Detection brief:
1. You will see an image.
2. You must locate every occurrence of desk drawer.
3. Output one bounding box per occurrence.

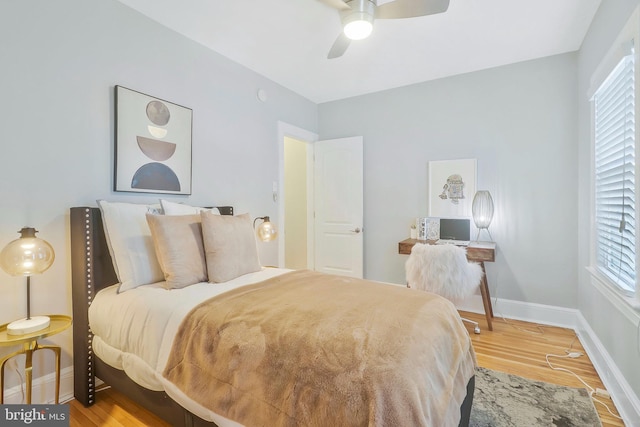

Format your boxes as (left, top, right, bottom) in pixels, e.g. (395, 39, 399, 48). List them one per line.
(466, 246, 495, 262)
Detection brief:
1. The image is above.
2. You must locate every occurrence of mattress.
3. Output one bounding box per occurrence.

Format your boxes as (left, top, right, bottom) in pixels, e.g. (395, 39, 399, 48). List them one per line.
(88, 267, 475, 426)
(88, 268, 291, 388)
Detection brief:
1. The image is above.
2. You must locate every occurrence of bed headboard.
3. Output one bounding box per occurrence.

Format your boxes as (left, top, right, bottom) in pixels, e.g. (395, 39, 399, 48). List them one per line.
(69, 205, 234, 406)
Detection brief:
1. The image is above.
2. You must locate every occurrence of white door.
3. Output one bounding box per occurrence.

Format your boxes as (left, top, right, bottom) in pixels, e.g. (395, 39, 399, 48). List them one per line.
(314, 137, 363, 278)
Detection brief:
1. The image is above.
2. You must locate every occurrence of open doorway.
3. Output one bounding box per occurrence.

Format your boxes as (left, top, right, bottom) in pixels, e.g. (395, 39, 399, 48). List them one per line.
(283, 136, 312, 269)
(277, 122, 318, 269)
(278, 123, 364, 277)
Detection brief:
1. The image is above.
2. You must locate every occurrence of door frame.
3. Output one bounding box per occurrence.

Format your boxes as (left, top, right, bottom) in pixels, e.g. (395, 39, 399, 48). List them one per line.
(277, 121, 318, 268)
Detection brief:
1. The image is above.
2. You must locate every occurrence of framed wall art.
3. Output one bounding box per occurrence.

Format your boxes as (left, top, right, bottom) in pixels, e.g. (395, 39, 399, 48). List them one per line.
(428, 158, 477, 218)
(114, 85, 192, 194)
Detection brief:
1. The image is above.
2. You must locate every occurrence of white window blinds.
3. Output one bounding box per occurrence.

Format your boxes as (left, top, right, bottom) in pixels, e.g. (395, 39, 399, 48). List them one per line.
(594, 53, 636, 294)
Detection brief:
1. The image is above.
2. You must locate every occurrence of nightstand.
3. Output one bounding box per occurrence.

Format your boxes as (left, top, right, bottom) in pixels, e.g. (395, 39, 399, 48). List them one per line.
(0, 314, 72, 404)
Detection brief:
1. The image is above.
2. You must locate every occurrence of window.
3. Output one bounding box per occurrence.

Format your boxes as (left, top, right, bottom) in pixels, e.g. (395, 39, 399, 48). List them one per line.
(593, 52, 636, 295)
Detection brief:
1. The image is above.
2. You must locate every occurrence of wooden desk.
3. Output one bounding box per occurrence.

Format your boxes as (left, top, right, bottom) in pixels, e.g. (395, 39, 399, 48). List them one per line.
(398, 239, 496, 331)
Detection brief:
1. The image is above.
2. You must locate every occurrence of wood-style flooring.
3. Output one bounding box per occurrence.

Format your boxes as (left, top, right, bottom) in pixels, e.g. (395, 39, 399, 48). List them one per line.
(462, 311, 624, 426)
(67, 312, 625, 426)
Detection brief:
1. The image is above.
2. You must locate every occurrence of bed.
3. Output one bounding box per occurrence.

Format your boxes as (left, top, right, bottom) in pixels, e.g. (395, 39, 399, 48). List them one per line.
(70, 204, 476, 427)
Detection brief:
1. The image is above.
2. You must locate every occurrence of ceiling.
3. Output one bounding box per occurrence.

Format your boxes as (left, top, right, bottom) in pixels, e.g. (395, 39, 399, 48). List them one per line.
(116, 0, 602, 104)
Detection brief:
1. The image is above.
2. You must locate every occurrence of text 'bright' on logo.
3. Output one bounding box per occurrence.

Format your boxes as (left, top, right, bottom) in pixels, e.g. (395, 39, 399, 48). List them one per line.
(1, 405, 69, 426)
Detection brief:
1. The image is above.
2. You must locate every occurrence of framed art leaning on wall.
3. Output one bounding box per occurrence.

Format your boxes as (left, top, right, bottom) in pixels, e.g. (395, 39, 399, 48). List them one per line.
(114, 85, 192, 194)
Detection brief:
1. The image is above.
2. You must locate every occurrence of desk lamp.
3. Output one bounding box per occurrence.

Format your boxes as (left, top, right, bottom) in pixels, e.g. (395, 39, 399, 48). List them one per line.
(0, 227, 55, 335)
(472, 191, 494, 242)
(253, 216, 278, 242)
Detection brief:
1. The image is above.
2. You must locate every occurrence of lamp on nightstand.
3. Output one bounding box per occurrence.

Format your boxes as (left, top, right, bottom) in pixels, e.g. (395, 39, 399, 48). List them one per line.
(0, 227, 55, 335)
(253, 216, 278, 242)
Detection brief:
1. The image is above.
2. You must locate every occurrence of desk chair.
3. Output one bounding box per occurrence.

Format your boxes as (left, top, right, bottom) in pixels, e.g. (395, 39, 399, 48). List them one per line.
(406, 243, 484, 334)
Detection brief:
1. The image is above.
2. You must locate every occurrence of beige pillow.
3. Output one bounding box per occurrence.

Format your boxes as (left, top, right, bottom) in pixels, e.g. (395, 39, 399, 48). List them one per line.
(146, 214, 208, 289)
(201, 211, 261, 283)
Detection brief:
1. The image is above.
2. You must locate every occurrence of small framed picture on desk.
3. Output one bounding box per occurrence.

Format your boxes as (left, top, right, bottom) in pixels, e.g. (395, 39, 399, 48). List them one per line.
(417, 217, 440, 240)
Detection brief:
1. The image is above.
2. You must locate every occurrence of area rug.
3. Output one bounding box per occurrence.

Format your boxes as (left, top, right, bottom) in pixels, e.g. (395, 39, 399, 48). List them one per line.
(470, 367, 602, 427)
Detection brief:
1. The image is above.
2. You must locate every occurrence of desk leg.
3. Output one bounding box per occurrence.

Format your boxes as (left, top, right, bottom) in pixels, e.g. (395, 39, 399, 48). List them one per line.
(479, 262, 494, 331)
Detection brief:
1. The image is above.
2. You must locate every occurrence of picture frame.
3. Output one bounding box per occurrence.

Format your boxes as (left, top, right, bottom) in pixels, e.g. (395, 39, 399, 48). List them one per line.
(114, 85, 192, 194)
(417, 217, 440, 240)
(426, 217, 441, 240)
(428, 158, 477, 218)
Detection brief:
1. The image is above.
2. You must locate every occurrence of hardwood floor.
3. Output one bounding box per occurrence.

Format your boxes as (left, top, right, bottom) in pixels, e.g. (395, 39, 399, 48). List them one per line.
(67, 312, 625, 426)
(463, 311, 625, 427)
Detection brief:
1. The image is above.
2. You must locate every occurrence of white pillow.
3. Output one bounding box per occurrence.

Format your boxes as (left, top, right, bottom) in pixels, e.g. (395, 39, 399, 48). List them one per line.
(160, 199, 220, 216)
(97, 200, 165, 292)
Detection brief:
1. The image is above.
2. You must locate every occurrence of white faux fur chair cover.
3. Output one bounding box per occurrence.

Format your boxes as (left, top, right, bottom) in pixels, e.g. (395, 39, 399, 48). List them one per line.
(405, 243, 483, 302)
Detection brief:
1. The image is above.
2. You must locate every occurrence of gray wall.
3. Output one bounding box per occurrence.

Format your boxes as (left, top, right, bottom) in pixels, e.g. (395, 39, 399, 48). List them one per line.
(319, 53, 579, 308)
(577, 0, 640, 407)
(317, 0, 640, 405)
(0, 0, 316, 389)
(3, 0, 638, 410)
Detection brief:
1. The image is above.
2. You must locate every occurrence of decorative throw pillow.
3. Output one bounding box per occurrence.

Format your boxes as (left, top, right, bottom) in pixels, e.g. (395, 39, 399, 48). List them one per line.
(146, 214, 207, 289)
(160, 199, 220, 216)
(97, 200, 164, 292)
(201, 211, 261, 283)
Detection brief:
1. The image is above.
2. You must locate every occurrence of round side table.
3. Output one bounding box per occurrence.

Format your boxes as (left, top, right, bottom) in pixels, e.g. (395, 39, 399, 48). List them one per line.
(0, 314, 72, 404)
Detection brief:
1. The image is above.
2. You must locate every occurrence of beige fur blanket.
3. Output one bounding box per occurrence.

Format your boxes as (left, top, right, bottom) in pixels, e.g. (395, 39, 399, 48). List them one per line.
(163, 270, 476, 427)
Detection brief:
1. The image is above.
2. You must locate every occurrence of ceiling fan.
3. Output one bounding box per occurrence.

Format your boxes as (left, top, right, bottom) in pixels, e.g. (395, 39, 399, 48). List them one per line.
(319, 0, 450, 59)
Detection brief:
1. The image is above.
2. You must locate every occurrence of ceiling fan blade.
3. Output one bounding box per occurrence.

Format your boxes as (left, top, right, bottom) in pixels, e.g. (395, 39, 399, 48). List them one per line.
(376, 0, 449, 19)
(317, 0, 351, 11)
(327, 33, 351, 59)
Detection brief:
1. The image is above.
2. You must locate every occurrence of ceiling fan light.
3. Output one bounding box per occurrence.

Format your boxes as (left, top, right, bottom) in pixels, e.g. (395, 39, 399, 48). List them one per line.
(341, 0, 375, 41)
(344, 18, 373, 40)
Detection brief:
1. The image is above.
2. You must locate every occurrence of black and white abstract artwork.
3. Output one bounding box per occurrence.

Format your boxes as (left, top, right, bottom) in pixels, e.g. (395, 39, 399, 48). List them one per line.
(115, 86, 192, 194)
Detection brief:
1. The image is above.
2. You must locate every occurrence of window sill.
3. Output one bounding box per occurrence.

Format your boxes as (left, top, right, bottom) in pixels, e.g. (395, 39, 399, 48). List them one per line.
(586, 266, 640, 323)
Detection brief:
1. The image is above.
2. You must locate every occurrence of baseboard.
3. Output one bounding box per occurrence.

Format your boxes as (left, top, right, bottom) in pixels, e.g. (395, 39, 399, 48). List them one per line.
(457, 294, 581, 328)
(575, 312, 640, 424)
(458, 294, 640, 425)
(2, 366, 74, 404)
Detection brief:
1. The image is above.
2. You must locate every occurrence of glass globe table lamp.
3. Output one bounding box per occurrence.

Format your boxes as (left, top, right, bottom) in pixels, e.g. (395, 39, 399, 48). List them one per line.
(0, 227, 55, 335)
(253, 216, 278, 242)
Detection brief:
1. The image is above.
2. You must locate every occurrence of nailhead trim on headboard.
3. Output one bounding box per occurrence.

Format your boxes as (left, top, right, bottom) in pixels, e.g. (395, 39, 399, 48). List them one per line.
(71, 207, 105, 406)
(70, 205, 234, 407)
(84, 209, 95, 403)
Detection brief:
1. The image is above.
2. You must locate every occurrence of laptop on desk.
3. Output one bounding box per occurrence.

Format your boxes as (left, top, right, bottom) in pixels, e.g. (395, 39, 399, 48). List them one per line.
(436, 218, 471, 246)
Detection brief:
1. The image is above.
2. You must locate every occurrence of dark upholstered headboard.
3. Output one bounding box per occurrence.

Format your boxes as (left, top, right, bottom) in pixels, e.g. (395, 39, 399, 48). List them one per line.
(69, 206, 233, 407)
